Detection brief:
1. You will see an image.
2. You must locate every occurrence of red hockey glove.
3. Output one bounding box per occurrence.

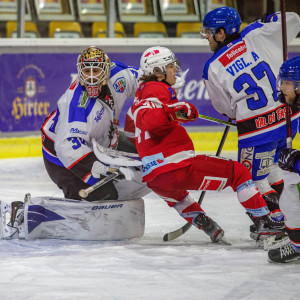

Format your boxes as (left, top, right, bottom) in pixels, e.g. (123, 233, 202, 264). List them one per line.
(164, 102, 198, 123)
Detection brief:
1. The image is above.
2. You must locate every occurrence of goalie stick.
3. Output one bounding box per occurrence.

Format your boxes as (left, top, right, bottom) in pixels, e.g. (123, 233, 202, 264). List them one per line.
(80, 141, 144, 199)
(92, 138, 142, 167)
(79, 169, 120, 199)
(163, 122, 231, 242)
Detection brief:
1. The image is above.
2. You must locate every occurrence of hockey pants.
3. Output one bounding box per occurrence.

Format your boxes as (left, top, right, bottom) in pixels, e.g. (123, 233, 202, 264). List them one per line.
(147, 155, 270, 229)
(43, 157, 118, 201)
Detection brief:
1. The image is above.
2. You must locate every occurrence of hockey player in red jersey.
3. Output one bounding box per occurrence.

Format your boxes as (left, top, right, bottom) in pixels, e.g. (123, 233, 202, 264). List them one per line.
(129, 46, 284, 243)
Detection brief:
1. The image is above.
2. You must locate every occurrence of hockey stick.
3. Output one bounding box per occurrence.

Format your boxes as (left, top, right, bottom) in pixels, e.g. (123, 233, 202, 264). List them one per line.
(79, 169, 120, 199)
(163, 122, 231, 242)
(281, 0, 292, 148)
(198, 114, 236, 127)
(92, 139, 142, 167)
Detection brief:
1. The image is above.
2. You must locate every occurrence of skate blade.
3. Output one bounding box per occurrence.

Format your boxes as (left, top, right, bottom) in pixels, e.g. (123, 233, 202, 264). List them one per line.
(219, 237, 232, 246)
(268, 256, 300, 264)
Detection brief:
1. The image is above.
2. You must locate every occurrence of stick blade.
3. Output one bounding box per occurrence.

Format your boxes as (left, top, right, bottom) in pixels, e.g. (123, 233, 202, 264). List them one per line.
(163, 223, 192, 242)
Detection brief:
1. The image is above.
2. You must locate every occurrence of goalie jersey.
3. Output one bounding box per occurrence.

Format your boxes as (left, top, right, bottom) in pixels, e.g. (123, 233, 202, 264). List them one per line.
(203, 12, 300, 148)
(41, 61, 140, 185)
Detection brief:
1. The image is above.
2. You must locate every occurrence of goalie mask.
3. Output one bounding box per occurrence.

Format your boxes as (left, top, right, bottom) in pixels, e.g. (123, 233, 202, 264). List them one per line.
(77, 46, 111, 97)
(277, 56, 300, 106)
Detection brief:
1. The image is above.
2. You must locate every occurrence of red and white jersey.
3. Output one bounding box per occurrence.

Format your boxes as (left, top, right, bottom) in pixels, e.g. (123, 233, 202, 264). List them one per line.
(203, 12, 300, 148)
(130, 81, 195, 182)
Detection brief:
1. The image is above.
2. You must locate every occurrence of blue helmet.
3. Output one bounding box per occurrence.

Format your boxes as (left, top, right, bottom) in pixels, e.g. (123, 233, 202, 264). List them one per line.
(279, 56, 300, 84)
(202, 7, 241, 36)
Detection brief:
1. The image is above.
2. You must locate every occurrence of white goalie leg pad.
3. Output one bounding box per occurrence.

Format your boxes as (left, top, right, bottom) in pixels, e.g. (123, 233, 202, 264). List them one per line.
(0, 201, 21, 239)
(24, 197, 145, 240)
(114, 180, 151, 200)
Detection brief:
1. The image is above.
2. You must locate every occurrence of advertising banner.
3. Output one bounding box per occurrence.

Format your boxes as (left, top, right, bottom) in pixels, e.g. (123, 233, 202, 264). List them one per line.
(1, 51, 297, 133)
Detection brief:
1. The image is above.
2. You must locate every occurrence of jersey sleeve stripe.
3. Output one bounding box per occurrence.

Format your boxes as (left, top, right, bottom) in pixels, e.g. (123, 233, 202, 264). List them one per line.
(240, 22, 264, 38)
(67, 152, 92, 169)
(41, 110, 57, 143)
(42, 148, 64, 167)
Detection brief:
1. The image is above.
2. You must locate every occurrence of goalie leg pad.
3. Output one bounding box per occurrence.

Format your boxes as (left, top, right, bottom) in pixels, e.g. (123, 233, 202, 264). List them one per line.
(0, 201, 24, 239)
(24, 197, 145, 240)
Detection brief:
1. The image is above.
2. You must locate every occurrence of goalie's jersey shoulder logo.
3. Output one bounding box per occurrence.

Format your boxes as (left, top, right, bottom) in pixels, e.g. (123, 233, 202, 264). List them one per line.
(113, 77, 126, 93)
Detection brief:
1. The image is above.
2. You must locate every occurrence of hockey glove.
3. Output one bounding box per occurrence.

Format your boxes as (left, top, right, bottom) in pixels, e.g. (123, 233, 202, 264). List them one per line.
(118, 167, 142, 182)
(279, 148, 300, 173)
(91, 161, 109, 178)
(164, 102, 198, 123)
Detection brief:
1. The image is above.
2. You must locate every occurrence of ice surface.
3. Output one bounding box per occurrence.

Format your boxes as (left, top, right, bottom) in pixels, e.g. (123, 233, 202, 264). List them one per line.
(0, 156, 299, 300)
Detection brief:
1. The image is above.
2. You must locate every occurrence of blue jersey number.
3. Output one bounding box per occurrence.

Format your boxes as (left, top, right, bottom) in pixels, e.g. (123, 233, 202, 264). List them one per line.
(233, 61, 278, 110)
(67, 137, 86, 150)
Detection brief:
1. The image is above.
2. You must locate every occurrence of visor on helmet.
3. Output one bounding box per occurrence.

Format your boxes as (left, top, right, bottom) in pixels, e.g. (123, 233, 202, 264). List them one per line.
(277, 76, 300, 91)
(200, 27, 216, 39)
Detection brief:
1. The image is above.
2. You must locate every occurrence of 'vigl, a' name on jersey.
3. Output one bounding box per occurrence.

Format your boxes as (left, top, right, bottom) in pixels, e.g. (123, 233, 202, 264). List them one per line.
(131, 81, 195, 182)
(203, 12, 300, 148)
(41, 61, 140, 185)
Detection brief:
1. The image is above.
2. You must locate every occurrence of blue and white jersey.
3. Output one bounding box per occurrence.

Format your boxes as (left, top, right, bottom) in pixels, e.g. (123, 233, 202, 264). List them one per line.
(108, 61, 141, 124)
(203, 12, 300, 148)
(41, 61, 140, 184)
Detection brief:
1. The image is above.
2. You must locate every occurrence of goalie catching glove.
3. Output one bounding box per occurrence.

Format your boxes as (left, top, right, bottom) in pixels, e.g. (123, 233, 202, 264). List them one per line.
(91, 161, 142, 182)
(163, 102, 198, 123)
(279, 148, 300, 173)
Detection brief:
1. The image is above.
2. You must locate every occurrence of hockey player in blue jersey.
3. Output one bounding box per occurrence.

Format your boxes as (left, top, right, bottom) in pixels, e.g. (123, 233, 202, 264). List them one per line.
(41, 46, 147, 201)
(268, 56, 300, 263)
(201, 7, 300, 241)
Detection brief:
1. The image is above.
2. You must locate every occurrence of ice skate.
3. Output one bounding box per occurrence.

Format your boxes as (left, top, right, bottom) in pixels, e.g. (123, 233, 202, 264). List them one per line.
(0, 200, 25, 239)
(268, 237, 300, 263)
(194, 212, 224, 243)
(252, 214, 285, 248)
(247, 212, 284, 246)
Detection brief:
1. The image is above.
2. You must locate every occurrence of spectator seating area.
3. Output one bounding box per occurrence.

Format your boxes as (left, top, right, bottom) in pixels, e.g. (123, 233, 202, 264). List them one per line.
(4, 21, 250, 38)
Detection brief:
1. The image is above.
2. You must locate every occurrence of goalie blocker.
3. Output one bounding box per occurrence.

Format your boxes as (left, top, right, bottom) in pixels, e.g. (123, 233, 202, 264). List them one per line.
(1, 195, 145, 241)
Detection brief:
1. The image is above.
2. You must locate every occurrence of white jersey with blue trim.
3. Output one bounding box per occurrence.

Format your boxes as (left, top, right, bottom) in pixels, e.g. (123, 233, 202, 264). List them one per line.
(203, 12, 300, 148)
(107, 61, 141, 123)
(41, 61, 140, 184)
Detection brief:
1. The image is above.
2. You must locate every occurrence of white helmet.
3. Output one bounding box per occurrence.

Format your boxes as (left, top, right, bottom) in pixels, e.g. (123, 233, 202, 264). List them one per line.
(140, 46, 180, 75)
